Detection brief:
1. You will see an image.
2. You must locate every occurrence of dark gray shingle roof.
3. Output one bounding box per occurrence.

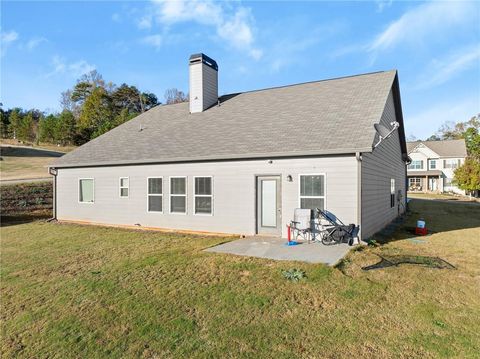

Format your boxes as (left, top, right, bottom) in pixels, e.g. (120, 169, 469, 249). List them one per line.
(52, 70, 399, 168)
(407, 139, 467, 157)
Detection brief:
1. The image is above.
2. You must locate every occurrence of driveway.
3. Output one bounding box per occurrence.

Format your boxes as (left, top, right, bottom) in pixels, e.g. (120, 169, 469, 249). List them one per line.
(204, 236, 351, 265)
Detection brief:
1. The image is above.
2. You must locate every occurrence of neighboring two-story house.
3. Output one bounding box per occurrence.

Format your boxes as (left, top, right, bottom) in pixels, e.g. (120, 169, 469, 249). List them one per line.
(406, 139, 467, 194)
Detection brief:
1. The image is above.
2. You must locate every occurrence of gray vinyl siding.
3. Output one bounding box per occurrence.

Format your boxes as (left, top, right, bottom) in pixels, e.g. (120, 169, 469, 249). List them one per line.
(56, 156, 358, 238)
(361, 90, 406, 239)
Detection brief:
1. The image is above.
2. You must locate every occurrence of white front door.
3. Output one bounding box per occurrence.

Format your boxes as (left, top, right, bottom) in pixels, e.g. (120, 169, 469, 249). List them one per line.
(256, 176, 282, 236)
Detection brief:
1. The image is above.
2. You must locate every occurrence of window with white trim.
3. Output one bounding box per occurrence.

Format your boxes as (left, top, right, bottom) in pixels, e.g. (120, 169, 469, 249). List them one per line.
(79, 178, 94, 203)
(407, 160, 423, 170)
(429, 160, 436, 170)
(194, 177, 213, 215)
(444, 159, 461, 169)
(147, 177, 163, 212)
(390, 178, 395, 208)
(170, 177, 187, 214)
(299, 174, 325, 210)
(409, 177, 421, 187)
(119, 177, 129, 198)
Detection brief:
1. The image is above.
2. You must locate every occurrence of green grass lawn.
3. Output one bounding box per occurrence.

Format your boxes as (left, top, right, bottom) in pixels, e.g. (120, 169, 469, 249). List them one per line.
(1, 199, 480, 358)
(0, 145, 71, 181)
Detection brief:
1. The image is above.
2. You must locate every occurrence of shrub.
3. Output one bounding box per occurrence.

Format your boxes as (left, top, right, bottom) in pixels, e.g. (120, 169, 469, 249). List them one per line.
(282, 268, 306, 282)
(1, 182, 52, 214)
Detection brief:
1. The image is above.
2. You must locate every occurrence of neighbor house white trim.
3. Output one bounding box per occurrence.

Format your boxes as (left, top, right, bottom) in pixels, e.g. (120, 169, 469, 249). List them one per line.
(147, 176, 163, 213)
(119, 177, 129, 198)
(193, 176, 214, 216)
(78, 178, 94, 204)
(169, 176, 187, 215)
(298, 173, 327, 210)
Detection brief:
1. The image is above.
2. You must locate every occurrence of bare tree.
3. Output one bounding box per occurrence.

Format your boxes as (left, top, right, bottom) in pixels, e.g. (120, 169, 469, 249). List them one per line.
(164, 88, 188, 104)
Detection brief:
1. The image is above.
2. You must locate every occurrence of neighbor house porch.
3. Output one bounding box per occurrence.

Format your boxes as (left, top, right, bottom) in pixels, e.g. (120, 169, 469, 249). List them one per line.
(407, 170, 443, 193)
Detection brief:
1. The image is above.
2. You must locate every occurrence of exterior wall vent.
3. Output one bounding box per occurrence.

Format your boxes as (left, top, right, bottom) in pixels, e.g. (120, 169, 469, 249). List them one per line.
(189, 53, 218, 113)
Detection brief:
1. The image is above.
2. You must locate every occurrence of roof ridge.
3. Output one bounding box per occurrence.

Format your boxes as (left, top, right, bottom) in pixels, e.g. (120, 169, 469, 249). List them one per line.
(219, 69, 397, 97)
(407, 139, 465, 143)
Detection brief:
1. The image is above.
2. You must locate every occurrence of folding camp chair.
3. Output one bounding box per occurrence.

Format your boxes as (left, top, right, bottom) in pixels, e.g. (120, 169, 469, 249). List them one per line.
(290, 208, 312, 242)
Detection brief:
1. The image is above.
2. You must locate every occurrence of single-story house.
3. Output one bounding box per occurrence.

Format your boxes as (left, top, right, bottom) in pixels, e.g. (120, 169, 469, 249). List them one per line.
(49, 53, 408, 240)
(406, 139, 467, 194)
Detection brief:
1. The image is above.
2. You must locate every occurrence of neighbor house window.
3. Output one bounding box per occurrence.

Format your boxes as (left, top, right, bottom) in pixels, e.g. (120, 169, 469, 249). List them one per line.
(79, 178, 94, 203)
(429, 160, 436, 170)
(409, 178, 421, 187)
(147, 177, 163, 212)
(444, 159, 461, 169)
(119, 177, 129, 198)
(170, 177, 187, 214)
(299, 174, 325, 210)
(194, 176, 213, 215)
(390, 178, 395, 208)
(407, 160, 423, 170)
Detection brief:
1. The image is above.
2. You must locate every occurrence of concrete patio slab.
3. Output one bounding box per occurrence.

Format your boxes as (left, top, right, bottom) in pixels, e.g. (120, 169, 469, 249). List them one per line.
(204, 236, 351, 266)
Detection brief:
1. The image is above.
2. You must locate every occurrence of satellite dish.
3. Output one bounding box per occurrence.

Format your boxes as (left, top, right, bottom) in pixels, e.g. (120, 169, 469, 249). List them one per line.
(374, 123, 391, 137)
(373, 121, 400, 149)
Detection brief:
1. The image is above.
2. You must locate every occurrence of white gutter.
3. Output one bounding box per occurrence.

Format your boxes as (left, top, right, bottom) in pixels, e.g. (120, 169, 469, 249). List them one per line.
(48, 167, 58, 221)
(356, 152, 362, 240)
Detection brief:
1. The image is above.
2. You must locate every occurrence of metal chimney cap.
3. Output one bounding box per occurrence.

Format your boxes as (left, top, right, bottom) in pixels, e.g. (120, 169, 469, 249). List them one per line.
(189, 53, 218, 71)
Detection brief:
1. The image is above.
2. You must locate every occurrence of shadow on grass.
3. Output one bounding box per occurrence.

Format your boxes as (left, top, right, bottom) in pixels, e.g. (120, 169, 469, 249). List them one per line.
(1, 211, 52, 227)
(362, 254, 456, 271)
(369, 198, 480, 245)
(0, 146, 64, 158)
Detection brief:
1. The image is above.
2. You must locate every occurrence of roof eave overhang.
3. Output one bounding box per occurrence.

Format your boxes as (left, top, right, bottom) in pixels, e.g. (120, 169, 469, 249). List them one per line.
(49, 147, 372, 169)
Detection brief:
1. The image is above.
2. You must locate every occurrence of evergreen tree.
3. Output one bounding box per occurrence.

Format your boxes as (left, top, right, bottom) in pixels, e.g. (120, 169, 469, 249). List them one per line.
(7, 108, 23, 140)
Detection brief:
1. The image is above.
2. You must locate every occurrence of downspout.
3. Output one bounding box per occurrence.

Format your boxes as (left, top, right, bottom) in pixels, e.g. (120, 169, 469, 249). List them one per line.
(48, 167, 57, 221)
(355, 152, 362, 241)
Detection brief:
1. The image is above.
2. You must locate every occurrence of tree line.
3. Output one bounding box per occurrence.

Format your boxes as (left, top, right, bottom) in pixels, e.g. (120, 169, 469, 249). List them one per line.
(411, 114, 480, 194)
(0, 70, 187, 146)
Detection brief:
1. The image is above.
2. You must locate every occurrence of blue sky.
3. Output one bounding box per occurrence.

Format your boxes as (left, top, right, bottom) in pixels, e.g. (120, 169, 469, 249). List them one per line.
(1, 0, 479, 139)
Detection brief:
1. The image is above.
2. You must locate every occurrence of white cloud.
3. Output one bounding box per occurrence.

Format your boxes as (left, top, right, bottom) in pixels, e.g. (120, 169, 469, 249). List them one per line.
(51, 55, 66, 74)
(375, 0, 393, 13)
(25, 37, 47, 51)
(1, 30, 19, 56)
(112, 13, 121, 23)
(406, 95, 480, 139)
(369, 1, 475, 52)
(141, 34, 163, 50)
(147, 0, 262, 59)
(137, 15, 152, 29)
(415, 45, 480, 89)
(1, 30, 18, 43)
(69, 60, 96, 77)
(265, 23, 342, 73)
(47, 55, 96, 78)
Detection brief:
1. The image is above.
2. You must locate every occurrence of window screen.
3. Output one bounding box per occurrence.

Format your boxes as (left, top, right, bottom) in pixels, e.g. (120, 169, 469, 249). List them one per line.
(148, 178, 163, 212)
(195, 177, 213, 214)
(299, 175, 325, 210)
(390, 179, 395, 208)
(120, 177, 129, 197)
(170, 177, 186, 213)
(407, 160, 423, 170)
(79, 179, 94, 203)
